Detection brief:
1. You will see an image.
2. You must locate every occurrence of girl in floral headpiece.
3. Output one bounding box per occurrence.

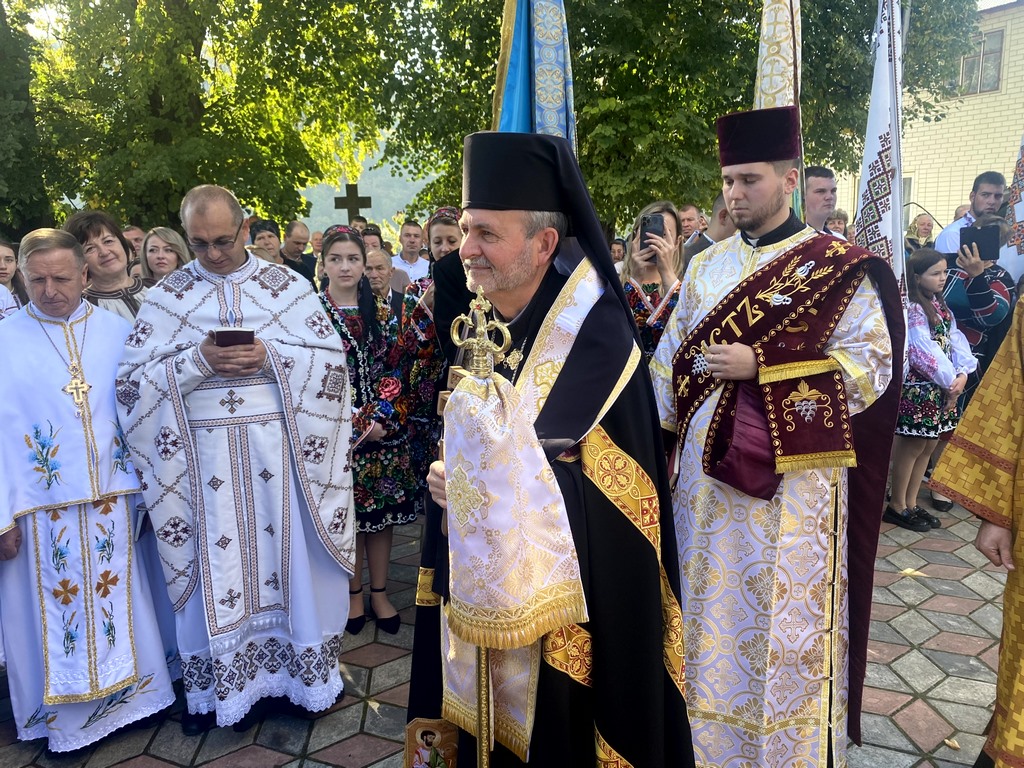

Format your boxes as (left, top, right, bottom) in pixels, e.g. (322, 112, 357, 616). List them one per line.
(319, 225, 417, 635)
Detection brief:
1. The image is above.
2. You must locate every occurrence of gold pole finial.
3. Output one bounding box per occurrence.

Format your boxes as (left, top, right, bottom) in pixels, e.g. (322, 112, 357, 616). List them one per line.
(450, 286, 512, 379)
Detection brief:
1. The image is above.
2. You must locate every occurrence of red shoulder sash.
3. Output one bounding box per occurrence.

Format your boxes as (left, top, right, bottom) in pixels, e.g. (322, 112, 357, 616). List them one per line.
(672, 235, 881, 474)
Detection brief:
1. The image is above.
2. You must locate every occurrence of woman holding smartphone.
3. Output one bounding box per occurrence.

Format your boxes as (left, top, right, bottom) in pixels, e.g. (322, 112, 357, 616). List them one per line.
(620, 200, 684, 360)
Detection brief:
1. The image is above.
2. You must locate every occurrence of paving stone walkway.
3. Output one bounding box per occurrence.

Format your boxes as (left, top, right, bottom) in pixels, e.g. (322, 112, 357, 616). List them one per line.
(0, 496, 1005, 767)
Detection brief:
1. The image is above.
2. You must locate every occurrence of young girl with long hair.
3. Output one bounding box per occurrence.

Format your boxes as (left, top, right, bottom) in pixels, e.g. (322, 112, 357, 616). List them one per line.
(886, 249, 977, 530)
(318, 225, 417, 635)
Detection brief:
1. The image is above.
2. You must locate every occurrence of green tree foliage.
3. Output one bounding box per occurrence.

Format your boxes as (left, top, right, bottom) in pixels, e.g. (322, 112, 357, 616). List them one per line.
(0, 2, 52, 238)
(382, 0, 975, 231)
(19, 0, 396, 227)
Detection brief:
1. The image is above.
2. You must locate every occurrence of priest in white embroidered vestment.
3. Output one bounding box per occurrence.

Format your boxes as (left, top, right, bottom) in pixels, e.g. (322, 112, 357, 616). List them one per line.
(0, 229, 175, 752)
(116, 185, 356, 729)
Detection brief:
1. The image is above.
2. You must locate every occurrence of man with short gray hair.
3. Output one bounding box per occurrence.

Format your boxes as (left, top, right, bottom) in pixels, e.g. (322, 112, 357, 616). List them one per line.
(0, 228, 176, 751)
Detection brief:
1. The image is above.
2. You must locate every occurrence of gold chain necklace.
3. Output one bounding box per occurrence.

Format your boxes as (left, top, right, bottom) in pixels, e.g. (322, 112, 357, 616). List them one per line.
(35, 307, 92, 418)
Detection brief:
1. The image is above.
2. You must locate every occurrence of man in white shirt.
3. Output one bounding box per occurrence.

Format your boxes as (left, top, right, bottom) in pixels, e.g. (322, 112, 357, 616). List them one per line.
(934, 171, 1006, 253)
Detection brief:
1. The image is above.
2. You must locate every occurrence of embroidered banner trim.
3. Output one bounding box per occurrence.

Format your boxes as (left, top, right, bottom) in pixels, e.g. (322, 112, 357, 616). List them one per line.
(542, 623, 593, 687)
(758, 357, 840, 385)
(580, 425, 685, 695)
(596, 728, 635, 768)
(415, 567, 441, 607)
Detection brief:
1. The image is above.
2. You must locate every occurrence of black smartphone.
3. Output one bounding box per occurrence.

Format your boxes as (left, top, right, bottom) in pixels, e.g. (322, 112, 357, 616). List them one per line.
(639, 213, 665, 261)
(960, 224, 1001, 262)
(209, 327, 255, 346)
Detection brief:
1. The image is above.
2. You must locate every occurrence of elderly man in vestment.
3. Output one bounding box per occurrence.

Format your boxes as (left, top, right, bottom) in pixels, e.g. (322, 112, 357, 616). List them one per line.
(0, 229, 175, 751)
(930, 302, 1024, 768)
(116, 185, 355, 733)
(650, 106, 905, 767)
(419, 132, 692, 767)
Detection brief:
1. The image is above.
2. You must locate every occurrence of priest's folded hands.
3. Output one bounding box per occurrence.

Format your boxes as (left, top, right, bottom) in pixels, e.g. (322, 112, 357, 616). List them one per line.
(199, 336, 268, 377)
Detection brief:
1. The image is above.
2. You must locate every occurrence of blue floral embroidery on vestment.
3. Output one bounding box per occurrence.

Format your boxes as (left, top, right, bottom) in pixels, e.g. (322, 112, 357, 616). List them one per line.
(26, 422, 62, 489)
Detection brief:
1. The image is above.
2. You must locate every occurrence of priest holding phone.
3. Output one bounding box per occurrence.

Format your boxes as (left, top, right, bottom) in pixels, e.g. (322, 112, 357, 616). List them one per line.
(116, 184, 357, 733)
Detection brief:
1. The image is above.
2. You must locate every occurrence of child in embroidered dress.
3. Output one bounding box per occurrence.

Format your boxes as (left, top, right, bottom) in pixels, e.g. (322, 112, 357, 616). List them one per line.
(886, 248, 977, 531)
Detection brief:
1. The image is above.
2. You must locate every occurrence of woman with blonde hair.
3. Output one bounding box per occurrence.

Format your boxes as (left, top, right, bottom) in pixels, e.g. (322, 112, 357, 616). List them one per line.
(621, 200, 683, 359)
(140, 227, 192, 281)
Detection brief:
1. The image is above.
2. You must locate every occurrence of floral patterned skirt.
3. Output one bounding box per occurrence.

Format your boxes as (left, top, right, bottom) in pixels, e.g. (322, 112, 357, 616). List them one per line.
(896, 378, 959, 438)
(353, 439, 418, 534)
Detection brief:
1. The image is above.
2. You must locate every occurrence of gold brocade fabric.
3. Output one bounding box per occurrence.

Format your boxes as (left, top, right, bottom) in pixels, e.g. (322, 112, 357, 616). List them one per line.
(931, 306, 1024, 766)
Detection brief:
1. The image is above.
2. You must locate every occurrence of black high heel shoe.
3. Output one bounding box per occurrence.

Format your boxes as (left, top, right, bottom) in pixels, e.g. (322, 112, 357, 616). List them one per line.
(369, 587, 401, 635)
(346, 587, 367, 635)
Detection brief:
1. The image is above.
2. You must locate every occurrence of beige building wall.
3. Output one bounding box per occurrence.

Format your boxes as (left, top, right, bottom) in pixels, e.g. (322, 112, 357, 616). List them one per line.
(837, 0, 1023, 232)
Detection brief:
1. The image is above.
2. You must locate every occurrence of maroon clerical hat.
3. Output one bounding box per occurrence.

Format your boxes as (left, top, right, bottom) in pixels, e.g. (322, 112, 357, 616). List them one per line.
(716, 106, 801, 166)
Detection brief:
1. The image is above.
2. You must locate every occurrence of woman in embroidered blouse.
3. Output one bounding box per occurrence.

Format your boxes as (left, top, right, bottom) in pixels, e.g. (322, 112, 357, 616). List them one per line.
(620, 200, 684, 360)
(0, 240, 28, 307)
(886, 248, 977, 531)
(141, 227, 192, 282)
(63, 210, 151, 320)
(319, 226, 417, 635)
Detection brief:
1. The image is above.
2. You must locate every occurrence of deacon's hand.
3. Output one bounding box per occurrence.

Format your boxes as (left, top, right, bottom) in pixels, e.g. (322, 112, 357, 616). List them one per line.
(427, 461, 447, 510)
(975, 519, 1015, 570)
(706, 342, 757, 381)
(0, 527, 22, 561)
(200, 338, 268, 378)
(366, 422, 387, 442)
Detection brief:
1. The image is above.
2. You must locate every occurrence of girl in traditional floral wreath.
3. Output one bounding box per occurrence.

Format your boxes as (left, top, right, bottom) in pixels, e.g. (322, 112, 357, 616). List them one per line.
(887, 248, 976, 531)
(319, 225, 417, 635)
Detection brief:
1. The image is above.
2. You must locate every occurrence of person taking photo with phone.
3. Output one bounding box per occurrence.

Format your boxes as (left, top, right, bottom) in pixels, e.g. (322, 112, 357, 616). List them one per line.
(620, 200, 683, 359)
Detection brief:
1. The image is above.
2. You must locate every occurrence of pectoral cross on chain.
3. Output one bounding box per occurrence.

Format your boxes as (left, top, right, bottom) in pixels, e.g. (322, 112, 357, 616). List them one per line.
(63, 364, 91, 418)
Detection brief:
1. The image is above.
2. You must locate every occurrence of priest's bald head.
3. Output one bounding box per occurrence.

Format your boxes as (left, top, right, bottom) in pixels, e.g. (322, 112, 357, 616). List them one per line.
(716, 106, 802, 239)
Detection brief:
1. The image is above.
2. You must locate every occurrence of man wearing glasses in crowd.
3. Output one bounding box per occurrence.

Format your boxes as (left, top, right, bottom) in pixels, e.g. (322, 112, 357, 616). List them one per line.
(116, 184, 357, 735)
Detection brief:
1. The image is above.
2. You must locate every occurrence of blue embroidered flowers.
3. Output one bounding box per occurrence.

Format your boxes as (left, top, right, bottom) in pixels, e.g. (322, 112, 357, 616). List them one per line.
(26, 422, 62, 489)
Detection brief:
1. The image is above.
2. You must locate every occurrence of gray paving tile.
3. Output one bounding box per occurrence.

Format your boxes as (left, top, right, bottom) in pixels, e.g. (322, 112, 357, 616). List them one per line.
(387, 563, 420, 584)
(890, 610, 940, 644)
(947, 521, 981, 542)
(308, 702, 364, 752)
(84, 726, 157, 768)
(377, 622, 416, 651)
(860, 712, 916, 751)
(256, 714, 311, 756)
(925, 579, 988, 599)
(369, 656, 414, 696)
(918, 610, 987, 636)
(870, 620, 910, 645)
(891, 650, 945, 693)
(35, 746, 94, 768)
(914, 549, 973, 567)
(955, 545, 993, 569)
(369, 752, 406, 768)
(875, 557, 901, 573)
(886, 528, 930, 547)
(873, 585, 905, 606)
(931, 699, 994, 735)
(340, 663, 370, 699)
(361, 701, 407, 742)
(865, 662, 913, 693)
(389, 586, 418, 612)
(194, 722, 257, 763)
(970, 604, 1004, 638)
(0, 739, 45, 768)
(147, 719, 204, 765)
(930, 731, 987, 765)
(846, 743, 918, 768)
(963, 571, 1007, 600)
(889, 579, 935, 606)
(929, 678, 997, 707)
(921, 650, 997, 683)
(889, 551, 929, 571)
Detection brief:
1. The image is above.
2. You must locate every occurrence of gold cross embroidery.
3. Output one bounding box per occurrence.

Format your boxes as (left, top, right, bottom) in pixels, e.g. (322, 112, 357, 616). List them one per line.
(676, 375, 690, 398)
